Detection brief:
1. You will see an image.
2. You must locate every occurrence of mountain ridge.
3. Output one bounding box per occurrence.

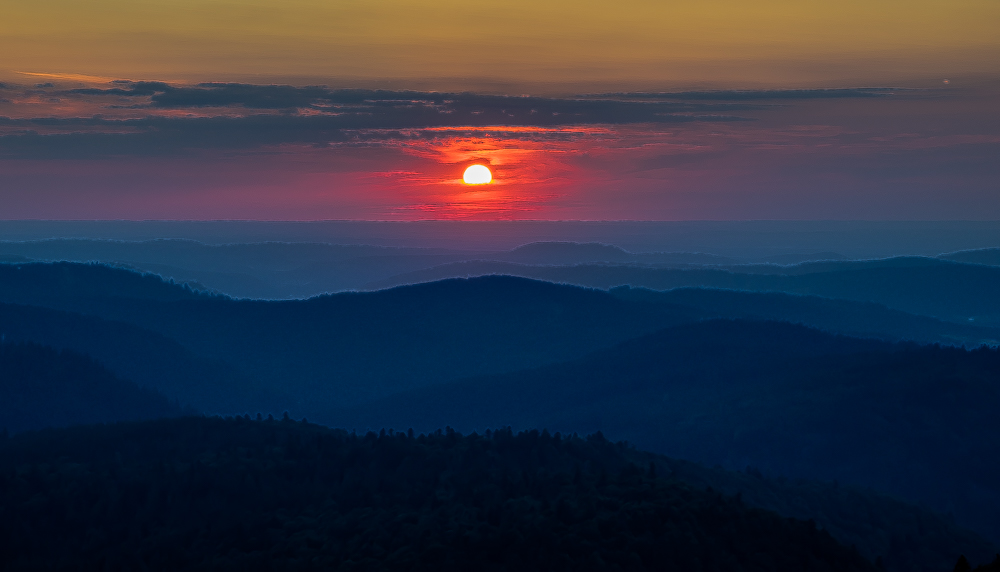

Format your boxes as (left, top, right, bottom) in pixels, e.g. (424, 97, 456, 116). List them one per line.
(334, 319, 1000, 544)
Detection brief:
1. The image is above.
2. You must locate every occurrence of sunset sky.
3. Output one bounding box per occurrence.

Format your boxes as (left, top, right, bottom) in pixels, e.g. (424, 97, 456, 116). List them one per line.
(1, 0, 998, 220)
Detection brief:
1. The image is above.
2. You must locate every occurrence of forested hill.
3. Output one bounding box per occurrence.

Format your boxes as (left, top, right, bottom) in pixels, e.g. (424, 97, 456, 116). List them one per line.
(0, 261, 212, 304)
(0, 341, 184, 433)
(0, 416, 877, 572)
(337, 319, 1000, 545)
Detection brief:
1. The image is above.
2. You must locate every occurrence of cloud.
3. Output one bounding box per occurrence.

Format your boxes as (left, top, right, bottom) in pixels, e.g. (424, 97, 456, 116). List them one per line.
(68, 81, 173, 97)
(153, 84, 335, 109)
(63, 81, 761, 115)
(0, 82, 764, 159)
(0, 81, 936, 161)
(592, 88, 900, 100)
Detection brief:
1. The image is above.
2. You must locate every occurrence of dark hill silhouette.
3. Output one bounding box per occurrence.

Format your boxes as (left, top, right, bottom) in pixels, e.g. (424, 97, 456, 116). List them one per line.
(0, 342, 184, 433)
(638, 452, 997, 572)
(0, 264, 702, 409)
(366, 257, 1000, 326)
(0, 416, 877, 571)
(3, 261, 997, 417)
(372, 264, 1000, 346)
(363, 260, 559, 289)
(335, 320, 1000, 545)
(132, 277, 697, 407)
(611, 286, 1000, 347)
(954, 555, 1000, 572)
(0, 261, 212, 304)
(0, 302, 270, 413)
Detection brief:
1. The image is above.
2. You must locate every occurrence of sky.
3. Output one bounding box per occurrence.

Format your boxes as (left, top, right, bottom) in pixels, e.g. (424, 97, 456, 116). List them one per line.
(0, 0, 998, 220)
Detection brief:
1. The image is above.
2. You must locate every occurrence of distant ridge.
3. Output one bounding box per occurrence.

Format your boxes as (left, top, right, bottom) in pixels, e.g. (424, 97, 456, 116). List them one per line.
(758, 251, 847, 264)
(368, 256, 1000, 326)
(1, 220, 998, 257)
(6, 235, 999, 301)
(940, 248, 1000, 267)
(611, 286, 1000, 347)
(506, 241, 633, 263)
(0, 238, 736, 298)
(0, 261, 212, 305)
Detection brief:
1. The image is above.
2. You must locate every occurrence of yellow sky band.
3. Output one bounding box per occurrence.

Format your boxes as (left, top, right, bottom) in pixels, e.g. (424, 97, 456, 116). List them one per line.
(2, 0, 998, 90)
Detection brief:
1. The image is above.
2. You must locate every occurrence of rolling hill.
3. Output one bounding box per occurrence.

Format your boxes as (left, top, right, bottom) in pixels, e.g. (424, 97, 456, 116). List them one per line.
(334, 320, 1000, 544)
(0, 239, 739, 298)
(0, 341, 184, 433)
(611, 286, 1000, 347)
(368, 257, 1000, 326)
(0, 264, 701, 410)
(2, 261, 999, 569)
(2, 262, 998, 419)
(939, 248, 1000, 267)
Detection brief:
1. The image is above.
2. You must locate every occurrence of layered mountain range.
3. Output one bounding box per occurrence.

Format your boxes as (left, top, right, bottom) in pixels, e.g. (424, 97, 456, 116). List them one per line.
(2, 246, 999, 570)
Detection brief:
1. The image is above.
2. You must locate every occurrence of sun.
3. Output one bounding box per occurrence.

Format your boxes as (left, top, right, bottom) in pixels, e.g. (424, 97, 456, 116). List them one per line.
(463, 164, 492, 185)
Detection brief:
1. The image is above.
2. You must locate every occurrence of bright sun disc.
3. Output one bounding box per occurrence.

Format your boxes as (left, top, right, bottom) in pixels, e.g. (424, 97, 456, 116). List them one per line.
(463, 164, 492, 185)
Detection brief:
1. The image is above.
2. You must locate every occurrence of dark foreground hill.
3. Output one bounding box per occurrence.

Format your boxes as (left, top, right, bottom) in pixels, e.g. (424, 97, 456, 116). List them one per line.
(0, 342, 184, 433)
(645, 454, 997, 572)
(0, 416, 878, 572)
(337, 320, 1000, 545)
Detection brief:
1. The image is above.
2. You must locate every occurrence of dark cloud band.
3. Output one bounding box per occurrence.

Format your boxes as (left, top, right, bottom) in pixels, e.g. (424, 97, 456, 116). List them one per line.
(0, 82, 908, 159)
(591, 88, 900, 100)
